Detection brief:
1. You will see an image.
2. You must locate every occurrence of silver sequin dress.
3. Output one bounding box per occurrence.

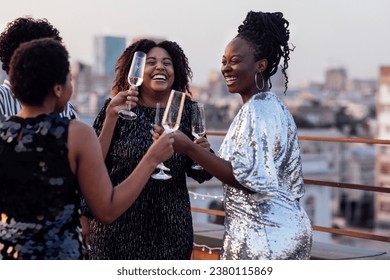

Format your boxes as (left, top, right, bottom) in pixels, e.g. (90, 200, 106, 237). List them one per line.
(218, 92, 312, 260)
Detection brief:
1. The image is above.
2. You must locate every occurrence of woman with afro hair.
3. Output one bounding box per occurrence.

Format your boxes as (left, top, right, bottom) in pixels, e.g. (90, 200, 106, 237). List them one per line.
(84, 39, 213, 259)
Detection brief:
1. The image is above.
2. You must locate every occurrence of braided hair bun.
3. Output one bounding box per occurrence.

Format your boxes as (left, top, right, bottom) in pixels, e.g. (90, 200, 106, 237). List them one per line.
(237, 11, 293, 93)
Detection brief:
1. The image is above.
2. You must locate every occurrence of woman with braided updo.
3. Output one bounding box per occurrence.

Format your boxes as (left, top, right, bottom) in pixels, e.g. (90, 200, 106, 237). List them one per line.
(167, 11, 312, 259)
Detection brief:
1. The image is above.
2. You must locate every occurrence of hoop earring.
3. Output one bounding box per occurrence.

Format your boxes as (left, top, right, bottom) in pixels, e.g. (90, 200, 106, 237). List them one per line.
(255, 72, 264, 91)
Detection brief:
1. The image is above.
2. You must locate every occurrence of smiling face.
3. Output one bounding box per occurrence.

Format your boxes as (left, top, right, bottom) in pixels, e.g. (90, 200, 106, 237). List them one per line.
(221, 37, 264, 102)
(141, 47, 175, 96)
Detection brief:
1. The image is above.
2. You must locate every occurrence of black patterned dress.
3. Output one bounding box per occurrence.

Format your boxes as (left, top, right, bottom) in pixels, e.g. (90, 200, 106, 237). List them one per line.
(87, 98, 213, 260)
(0, 113, 83, 260)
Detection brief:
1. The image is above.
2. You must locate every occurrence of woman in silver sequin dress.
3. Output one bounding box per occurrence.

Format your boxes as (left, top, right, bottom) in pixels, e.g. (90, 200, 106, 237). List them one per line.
(0, 38, 174, 259)
(168, 11, 312, 259)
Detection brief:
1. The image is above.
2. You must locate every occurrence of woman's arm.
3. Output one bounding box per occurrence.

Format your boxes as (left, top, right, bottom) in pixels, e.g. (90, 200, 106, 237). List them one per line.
(169, 129, 241, 188)
(98, 89, 138, 158)
(68, 120, 173, 224)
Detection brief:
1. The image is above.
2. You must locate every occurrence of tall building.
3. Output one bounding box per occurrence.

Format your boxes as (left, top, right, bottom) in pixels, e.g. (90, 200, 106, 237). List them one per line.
(71, 61, 93, 96)
(375, 66, 390, 229)
(324, 68, 348, 92)
(94, 35, 126, 79)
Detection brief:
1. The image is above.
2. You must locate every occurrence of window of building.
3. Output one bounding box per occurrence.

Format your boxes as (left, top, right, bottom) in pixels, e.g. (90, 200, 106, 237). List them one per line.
(379, 163, 390, 174)
(380, 202, 390, 212)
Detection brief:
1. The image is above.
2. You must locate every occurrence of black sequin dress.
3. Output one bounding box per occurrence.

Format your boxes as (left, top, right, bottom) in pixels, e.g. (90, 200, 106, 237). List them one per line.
(0, 113, 83, 260)
(87, 98, 213, 260)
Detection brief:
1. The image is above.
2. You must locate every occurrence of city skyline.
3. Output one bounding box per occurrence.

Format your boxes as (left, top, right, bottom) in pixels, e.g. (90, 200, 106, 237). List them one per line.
(2, 0, 390, 87)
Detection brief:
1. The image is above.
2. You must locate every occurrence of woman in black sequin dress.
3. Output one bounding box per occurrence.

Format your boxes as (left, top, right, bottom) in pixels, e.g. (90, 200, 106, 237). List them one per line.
(86, 39, 213, 260)
(0, 39, 174, 260)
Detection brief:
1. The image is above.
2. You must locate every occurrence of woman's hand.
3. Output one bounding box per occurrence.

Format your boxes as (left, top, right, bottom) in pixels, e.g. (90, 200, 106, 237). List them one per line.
(107, 86, 139, 117)
(170, 130, 193, 155)
(152, 127, 209, 155)
(194, 137, 211, 151)
(151, 124, 164, 141)
(148, 132, 175, 164)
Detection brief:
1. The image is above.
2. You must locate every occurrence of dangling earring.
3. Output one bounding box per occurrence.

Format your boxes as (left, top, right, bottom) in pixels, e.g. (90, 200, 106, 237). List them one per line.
(255, 72, 264, 91)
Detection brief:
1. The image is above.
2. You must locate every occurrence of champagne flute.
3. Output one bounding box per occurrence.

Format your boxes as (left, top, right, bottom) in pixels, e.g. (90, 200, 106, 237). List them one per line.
(151, 103, 172, 180)
(162, 90, 186, 134)
(118, 51, 146, 120)
(151, 90, 186, 180)
(191, 102, 206, 170)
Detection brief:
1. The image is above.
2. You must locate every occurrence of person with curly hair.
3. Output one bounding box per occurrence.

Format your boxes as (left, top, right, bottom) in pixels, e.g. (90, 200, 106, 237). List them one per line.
(168, 11, 313, 259)
(0, 38, 174, 259)
(0, 16, 77, 118)
(84, 39, 213, 259)
(0, 17, 88, 250)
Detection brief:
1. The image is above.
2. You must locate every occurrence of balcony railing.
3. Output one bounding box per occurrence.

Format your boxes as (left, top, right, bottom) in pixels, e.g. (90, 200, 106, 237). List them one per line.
(191, 131, 390, 260)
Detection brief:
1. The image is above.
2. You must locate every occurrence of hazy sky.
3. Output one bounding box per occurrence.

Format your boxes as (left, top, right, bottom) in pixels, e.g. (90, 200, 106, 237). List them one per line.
(2, 0, 390, 87)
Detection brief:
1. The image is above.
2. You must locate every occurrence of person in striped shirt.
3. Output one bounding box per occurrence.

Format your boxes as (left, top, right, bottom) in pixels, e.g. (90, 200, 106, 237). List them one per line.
(0, 16, 77, 118)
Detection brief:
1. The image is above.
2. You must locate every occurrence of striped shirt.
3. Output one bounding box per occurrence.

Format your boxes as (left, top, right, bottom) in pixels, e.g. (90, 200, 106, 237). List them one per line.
(0, 79, 78, 119)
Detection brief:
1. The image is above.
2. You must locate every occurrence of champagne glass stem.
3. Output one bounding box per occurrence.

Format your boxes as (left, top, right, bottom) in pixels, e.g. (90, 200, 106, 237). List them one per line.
(151, 102, 172, 180)
(191, 103, 206, 170)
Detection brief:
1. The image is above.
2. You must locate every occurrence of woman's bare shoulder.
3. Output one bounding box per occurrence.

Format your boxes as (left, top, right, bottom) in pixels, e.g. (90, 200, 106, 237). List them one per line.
(68, 120, 98, 145)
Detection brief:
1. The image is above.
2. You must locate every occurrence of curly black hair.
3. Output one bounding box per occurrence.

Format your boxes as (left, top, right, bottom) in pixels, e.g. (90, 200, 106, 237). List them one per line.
(9, 38, 69, 106)
(0, 17, 62, 74)
(112, 39, 193, 96)
(237, 11, 294, 93)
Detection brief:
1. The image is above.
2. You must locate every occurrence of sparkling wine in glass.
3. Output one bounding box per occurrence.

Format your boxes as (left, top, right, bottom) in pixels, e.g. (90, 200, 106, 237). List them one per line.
(118, 51, 146, 120)
(151, 103, 172, 180)
(191, 103, 206, 170)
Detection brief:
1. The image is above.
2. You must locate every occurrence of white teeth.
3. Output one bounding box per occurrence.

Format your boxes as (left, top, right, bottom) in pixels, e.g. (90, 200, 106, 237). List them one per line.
(225, 76, 237, 85)
(153, 74, 167, 80)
